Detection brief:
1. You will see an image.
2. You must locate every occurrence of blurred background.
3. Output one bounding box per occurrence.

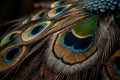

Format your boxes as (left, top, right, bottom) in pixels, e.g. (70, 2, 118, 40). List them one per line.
(0, 0, 56, 37)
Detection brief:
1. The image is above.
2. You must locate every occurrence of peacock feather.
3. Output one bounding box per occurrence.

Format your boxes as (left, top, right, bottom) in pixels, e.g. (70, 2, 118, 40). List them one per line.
(0, 0, 120, 80)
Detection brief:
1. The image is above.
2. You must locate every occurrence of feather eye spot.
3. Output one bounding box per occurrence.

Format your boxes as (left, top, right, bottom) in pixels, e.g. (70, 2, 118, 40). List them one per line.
(22, 21, 51, 41)
(50, 1, 64, 9)
(29, 23, 47, 36)
(61, 30, 93, 53)
(23, 12, 45, 24)
(0, 45, 26, 71)
(48, 4, 71, 17)
(47, 31, 97, 66)
(31, 12, 44, 21)
(0, 31, 21, 47)
(4, 46, 21, 63)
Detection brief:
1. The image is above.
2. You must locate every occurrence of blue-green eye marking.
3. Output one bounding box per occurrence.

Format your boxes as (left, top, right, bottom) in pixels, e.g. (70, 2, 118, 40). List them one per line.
(23, 17, 32, 24)
(61, 30, 93, 53)
(35, 13, 44, 20)
(5, 33, 16, 44)
(55, 1, 64, 7)
(9, 33, 16, 40)
(113, 57, 120, 76)
(53, 7, 66, 14)
(39, 13, 44, 17)
(29, 23, 47, 36)
(26, 17, 31, 23)
(4, 46, 21, 63)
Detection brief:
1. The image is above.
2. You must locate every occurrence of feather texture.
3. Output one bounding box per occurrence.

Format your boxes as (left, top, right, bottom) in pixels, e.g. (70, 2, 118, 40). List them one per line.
(0, 0, 120, 80)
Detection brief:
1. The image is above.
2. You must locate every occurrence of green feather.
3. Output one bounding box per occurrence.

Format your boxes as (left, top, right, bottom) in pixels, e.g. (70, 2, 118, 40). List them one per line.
(73, 15, 99, 37)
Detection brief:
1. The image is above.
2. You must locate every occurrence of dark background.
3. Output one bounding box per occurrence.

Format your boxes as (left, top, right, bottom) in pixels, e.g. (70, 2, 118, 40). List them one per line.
(0, 0, 56, 25)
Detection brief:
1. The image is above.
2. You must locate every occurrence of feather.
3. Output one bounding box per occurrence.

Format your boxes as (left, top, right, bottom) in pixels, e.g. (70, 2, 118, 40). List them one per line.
(0, 0, 120, 80)
(102, 50, 120, 80)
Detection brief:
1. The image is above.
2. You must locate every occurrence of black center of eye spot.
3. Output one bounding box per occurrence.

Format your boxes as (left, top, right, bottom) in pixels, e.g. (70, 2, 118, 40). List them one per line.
(56, 7, 65, 13)
(63, 30, 93, 53)
(39, 13, 44, 17)
(5, 47, 20, 62)
(9, 33, 16, 40)
(115, 57, 120, 70)
(31, 25, 44, 35)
